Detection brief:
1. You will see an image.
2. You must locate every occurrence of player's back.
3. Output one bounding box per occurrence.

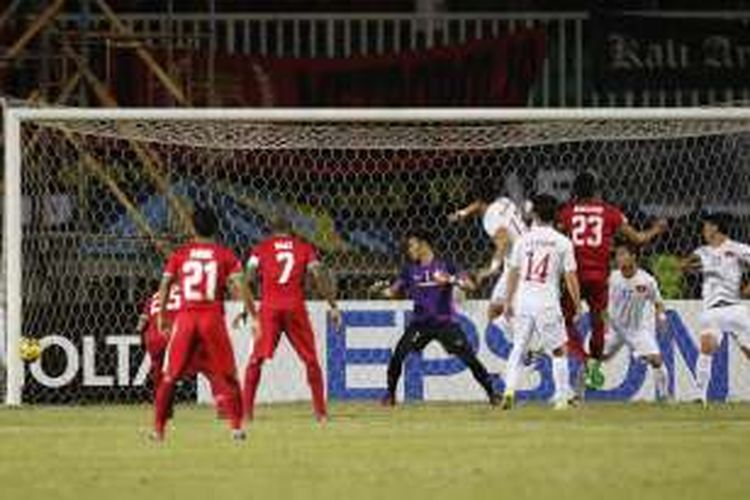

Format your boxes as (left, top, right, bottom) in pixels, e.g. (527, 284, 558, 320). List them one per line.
(694, 239, 750, 308)
(249, 234, 318, 309)
(145, 286, 182, 329)
(482, 197, 527, 243)
(558, 199, 625, 281)
(511, 225, 576, 313)
(164, 241, 241, 312)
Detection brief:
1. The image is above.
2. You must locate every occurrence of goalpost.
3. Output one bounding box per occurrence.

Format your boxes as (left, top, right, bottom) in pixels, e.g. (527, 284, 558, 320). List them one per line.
(5, 106, 750, 406)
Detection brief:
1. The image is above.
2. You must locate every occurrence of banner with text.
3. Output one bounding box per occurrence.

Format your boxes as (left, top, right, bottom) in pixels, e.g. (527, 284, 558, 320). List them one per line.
(19, 301, 750, 404)
(591, 13, 750, 92)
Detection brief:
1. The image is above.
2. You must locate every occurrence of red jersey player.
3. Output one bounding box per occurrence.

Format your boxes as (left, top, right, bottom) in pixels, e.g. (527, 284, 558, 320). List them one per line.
(136, 284, 231, 418)
(153, 206, 258, 441)
(557, 172, 666, 390)
(241, 215, 340, 423)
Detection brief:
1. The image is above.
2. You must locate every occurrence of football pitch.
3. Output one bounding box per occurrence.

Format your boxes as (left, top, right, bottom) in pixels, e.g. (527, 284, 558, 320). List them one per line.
(0, 402, 748, 500)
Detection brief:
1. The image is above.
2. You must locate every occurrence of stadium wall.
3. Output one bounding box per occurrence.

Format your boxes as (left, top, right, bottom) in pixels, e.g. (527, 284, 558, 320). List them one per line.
(18, 300, 749, 404)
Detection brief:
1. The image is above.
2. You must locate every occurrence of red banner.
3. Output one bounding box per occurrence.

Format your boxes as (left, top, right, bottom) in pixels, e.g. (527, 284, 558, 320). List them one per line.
(124, 28, 545, 107)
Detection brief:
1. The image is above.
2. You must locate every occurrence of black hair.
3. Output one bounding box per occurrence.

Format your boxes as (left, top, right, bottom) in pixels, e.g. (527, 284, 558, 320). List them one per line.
(531, 193, 559, 223)
(269, 213, 293, 234)
(192, 205, 219, 238)
(573, 171, 598, 200)
(701, 212, 730, 235)
(469, 182, 502, 204)
(404, 228, 433, 248)
(614, 241, 639, 257)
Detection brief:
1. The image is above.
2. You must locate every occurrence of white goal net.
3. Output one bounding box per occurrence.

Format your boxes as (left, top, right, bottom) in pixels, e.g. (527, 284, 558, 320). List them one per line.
(4, 108, 750, 405)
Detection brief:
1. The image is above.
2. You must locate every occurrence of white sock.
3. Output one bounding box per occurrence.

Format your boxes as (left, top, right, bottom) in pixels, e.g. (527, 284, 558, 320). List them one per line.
(552, 355, 571, 402)
(653, 364, 668, 399)
(696, 353, 712, 399)
(504, 342, 524, 395)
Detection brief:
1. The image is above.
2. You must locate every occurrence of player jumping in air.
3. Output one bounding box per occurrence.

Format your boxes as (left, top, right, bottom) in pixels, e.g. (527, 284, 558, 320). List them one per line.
(603, 243, 670, 401)
(371, 229, 499, 406)
(448, 189, 528, 331)
(502, 194, 581, 410)
(682, 213, 750, 406)
(557, 171, 667, 390)
(241, 215, 341, 423)
(153, 206, 257, 441)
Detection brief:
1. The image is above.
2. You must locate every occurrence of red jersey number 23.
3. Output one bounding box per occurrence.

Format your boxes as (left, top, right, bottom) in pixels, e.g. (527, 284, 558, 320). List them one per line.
(571, 214, 603, 247)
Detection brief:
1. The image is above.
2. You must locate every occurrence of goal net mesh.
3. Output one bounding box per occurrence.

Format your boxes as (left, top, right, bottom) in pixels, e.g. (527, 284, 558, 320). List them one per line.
(10, 116, 750, 403)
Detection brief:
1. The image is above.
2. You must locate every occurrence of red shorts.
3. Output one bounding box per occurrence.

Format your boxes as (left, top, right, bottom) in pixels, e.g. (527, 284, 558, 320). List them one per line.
(563, 277, 608, 316)
(163, 309, 237, 380)
(144, 326, 212, 377)
(252, 305, 318, 364)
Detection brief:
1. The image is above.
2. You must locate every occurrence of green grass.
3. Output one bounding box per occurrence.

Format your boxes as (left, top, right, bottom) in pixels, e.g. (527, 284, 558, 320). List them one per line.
(0, 402, 748, 500)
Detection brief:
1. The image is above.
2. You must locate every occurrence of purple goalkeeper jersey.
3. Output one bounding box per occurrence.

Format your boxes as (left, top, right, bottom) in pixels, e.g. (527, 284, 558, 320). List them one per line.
(393, 258, 463, 325)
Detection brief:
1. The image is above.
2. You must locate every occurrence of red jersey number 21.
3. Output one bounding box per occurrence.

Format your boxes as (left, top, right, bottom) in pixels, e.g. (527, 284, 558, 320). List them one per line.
(182, 260, 218, 301)
(524, 251, 550, 283)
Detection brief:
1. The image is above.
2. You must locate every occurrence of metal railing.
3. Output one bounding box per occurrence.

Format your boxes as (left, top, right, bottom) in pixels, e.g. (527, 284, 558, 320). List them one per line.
(50, 10, 750, 107)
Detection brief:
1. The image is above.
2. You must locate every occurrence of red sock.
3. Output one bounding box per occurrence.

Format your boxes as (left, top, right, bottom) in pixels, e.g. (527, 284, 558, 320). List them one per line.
(222, 376, 244, 431)
(306, 362, 327, 418)
(243, 360, 263, 420)
(154, 376, 176, 435)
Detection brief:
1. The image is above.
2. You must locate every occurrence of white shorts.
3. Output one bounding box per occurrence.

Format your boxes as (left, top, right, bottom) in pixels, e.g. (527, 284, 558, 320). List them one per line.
(512, 307, 566, 353)
(490, 268, 509, 305)
(606, 323, 660, 359)
(699, 304, 750, 348)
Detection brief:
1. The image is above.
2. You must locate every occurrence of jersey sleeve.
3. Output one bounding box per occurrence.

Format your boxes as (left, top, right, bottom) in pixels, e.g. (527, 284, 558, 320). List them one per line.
(734, 242, 750, 266)
(246, 245, 261, 271)
(556, 205, 571, 232)
(226, 249, 243, 277)
(163, 251, 180, 277)
(508, 238, 523, 269)
(561, 238, 578, 273)
(608, 205, 627, 230)
(306, 244, 321, 270)
(391, 266, 410, 294)
(650, 276, 664, 304)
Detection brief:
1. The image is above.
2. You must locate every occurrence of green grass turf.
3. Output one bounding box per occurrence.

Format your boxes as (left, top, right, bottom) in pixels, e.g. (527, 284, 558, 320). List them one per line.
(0, 402, 748, 500)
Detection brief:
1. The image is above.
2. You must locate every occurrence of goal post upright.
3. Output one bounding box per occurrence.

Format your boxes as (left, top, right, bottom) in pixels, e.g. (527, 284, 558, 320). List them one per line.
(4, 106, 23, 406)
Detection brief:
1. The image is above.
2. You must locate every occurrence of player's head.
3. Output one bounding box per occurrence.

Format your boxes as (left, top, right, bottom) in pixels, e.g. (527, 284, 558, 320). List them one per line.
(530, 193, 559, 224)
(614, 242, 639, 271)
(269, 213, 293, 234)
(469, 182, 500, 205)
(572, 171, 598, 200)
(192, 205, 219, 238)
(701, 212, 729, 242)
(404, 228, 433, 262)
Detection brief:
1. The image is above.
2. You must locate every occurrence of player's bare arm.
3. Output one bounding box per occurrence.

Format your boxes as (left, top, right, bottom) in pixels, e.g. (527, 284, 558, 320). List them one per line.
(680, 254, 702, 273)
(448, 200, 486, 222)
(369, 279, 403, 299)
(229, 271, 259, 335)
(620, 218, 668, 245)
(310, 264, 342, 331)
(564, 270, 583, 321)
(432, 270, 477, 292)
(135, 311, 149, 336)
(156, 273, 175, 335)
(655, 301, 669, 333)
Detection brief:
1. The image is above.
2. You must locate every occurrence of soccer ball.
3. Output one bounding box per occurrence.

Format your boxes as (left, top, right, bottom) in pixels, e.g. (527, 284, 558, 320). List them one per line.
(19, 337, 42, 362)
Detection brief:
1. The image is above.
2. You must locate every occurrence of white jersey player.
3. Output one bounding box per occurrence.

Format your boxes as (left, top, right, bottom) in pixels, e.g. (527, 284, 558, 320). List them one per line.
(604, 243, 669, 400)
(502, 194, 582, 410)
(683, 213, 750, 405)
(449, 195, 528, 320)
